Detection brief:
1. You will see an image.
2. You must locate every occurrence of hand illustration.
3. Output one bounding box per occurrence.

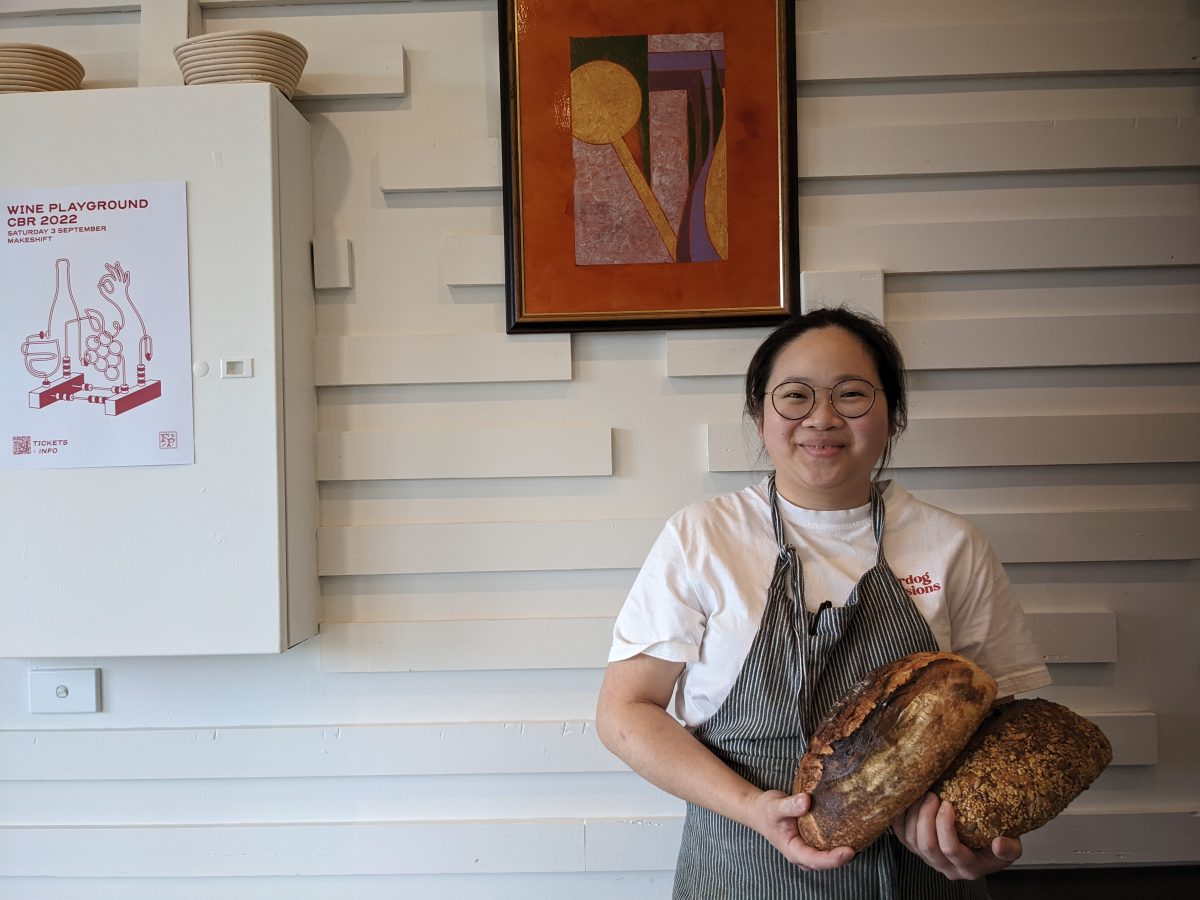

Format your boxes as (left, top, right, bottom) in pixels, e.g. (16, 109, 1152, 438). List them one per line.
(96, 261, 131, 332)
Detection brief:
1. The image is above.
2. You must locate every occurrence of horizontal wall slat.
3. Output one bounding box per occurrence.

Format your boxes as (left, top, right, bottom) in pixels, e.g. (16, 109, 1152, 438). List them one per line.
(313, 333, 571, 386)
(3, 811, 1194, 876)
(0, 821, 582, 877)
(796, 22, 1200, 81)
(319, 618, 613, 672)
(320, 509, 1199, 575)
(973, 509, 1199, 563)
(318, 611, 1137, 671)
(800, 118, 1200, 178)
(0, 721, 618, 781)
(316, 426, 613, 481)
(590, 811, 1200, 870)
(0, 704, 1151, 783)
(441, 235, 504, 286)
(379, 137, 501, 193)
(1019, 810, 1199, 866)
(0, 873, 673, 900)
(0, 0, 136, 14)
(0, 0, 428, 14)
(199, 0, 422, 7)
(1027, 611, 1117, 663)
(1090, 713, 1158, 766)
(890, 413, 1200, 468)
(585, 819, 683, 874)
(796, 85, 1200, 130)
(890, 313, 1200, 369)
(320, 576, 631, 624)
(317, 519, 664, 576)
(667, 313, 1200, 376)
(710, 413, 1200, 470)
(1011, 582, 1194, 611)
(801, 216, 1200, 273)
(294, 44, 406, 100)
(664, 329, 767, 377)
(319, 609, 1132, 674)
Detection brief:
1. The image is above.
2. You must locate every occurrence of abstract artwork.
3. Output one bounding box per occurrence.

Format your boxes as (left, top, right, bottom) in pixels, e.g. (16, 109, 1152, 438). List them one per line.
(500, 1, 796, 332)
(570, 32, 726, 267)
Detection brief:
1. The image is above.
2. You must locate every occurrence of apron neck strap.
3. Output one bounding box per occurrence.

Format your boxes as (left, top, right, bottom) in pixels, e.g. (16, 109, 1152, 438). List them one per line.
(767, 475, 788, 558)
(870, 481, 887, 560)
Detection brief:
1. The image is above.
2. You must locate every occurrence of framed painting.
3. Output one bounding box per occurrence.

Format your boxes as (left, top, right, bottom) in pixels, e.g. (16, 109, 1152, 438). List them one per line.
(498, 0, 798, 333)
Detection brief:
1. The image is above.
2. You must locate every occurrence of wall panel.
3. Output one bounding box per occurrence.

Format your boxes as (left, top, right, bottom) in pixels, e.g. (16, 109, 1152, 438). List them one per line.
(316, 426, 613, 481)
(667, 310, 1200, 375)
(797, 81, 1200, 128)
(314, 333, 572, 386)
(317, 519, 664, 576)
(0, 874, 673, 900)
(319, 618, 615, 672)
(801, 215, 1200, 273)
(709, 415, 1200, 470)
(0, 722, 620, 780)
(2, 811, 1196, 877)
(795, 21, 1200, 80)
(801, 118, 1200, 178)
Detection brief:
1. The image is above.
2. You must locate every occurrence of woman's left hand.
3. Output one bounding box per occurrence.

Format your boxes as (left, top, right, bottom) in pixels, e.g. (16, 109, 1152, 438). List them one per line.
(892, 793, 1022, 880)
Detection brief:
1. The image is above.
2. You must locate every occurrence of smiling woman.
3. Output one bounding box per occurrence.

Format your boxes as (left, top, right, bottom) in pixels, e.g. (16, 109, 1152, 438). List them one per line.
(596, 307, 1052, 899)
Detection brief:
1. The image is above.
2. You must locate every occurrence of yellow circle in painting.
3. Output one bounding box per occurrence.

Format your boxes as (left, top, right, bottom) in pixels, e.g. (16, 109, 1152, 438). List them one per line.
(570, 59, 642, 145)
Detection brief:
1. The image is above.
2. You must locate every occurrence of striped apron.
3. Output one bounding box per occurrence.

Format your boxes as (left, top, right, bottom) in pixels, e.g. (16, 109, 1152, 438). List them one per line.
(672, 478, 989, 899)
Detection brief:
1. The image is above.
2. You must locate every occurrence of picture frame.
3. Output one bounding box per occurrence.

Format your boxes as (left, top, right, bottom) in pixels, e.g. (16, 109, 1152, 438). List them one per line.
(498, 0, 798, 333)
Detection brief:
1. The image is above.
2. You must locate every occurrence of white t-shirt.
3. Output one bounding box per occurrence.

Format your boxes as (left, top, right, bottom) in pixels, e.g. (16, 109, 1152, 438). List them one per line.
(609, 478, 1051, 729)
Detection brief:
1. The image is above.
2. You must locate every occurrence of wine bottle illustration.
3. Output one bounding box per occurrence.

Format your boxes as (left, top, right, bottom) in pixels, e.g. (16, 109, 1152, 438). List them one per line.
(21, 258, 83, 384)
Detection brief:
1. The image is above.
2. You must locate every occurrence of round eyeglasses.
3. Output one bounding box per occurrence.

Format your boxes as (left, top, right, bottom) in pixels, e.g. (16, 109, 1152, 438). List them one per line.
(767, 378, 882, 420)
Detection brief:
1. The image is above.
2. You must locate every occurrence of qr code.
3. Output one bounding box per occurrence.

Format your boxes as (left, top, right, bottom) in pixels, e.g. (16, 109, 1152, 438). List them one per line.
(159, 431, 178, 450)
(12, 436, 31, 456)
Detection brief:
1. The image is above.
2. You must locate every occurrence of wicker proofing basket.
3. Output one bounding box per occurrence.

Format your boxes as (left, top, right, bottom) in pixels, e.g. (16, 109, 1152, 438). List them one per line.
(173, 29, 307, 99)
(0, 43, 84, 93)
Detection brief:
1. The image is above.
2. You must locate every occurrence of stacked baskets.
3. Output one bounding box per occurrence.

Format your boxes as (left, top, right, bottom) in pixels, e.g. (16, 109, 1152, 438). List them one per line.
(174, 29, 307, 99)
(0, 43, 84, 93)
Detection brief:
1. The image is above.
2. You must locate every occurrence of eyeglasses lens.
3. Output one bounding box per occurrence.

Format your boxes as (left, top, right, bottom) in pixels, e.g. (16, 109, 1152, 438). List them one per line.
(771, 379, 876, 420)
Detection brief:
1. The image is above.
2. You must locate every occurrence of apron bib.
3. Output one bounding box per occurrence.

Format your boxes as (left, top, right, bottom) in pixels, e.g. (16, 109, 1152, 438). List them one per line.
(672, 478, 989, 900)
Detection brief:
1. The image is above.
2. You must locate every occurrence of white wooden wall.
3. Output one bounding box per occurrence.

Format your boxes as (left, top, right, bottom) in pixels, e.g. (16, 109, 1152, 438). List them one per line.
(1, 0, 1197, 895)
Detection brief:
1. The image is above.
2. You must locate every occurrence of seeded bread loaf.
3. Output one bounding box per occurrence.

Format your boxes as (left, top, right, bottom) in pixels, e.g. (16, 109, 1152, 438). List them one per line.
(792, 651, 997, 851)
(933, 698, 1112, 849)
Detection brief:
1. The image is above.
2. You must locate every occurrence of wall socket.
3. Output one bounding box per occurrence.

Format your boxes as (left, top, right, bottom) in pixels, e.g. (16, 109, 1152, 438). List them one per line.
(29, 668, 101, 714)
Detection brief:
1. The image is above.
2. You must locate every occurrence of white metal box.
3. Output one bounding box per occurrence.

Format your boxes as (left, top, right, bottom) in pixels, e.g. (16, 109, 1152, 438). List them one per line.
(0, 84, 317, 656)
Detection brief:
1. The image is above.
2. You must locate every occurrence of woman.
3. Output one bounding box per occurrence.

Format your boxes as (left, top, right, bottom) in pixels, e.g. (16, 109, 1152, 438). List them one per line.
(596, 308, 1050, 898)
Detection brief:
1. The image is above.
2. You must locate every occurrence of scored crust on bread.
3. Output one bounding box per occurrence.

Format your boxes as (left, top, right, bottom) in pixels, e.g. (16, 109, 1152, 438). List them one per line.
(933, 698, 1113, 849)
(792, 651, 997, 852)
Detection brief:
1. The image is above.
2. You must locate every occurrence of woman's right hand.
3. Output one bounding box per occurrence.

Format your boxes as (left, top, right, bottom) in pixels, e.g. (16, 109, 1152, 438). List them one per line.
(597, 656, 854, 870)
(747, 789, 856, 870)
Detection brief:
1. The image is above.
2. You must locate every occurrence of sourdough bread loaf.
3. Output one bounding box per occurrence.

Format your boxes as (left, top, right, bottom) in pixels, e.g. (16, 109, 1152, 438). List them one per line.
(933, 698, 1112, 849)
(793, 651, 997, 851)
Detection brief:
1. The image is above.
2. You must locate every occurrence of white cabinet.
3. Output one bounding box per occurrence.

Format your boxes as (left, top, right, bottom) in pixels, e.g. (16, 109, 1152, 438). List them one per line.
(0, 84, 317, 656)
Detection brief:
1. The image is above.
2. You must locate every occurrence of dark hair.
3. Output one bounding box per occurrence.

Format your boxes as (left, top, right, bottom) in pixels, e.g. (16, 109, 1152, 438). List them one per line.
(744, 307, 909, 476)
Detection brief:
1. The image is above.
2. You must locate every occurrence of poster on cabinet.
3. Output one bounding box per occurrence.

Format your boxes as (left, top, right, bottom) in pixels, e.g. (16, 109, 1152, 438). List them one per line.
(1, 180, 193, 470)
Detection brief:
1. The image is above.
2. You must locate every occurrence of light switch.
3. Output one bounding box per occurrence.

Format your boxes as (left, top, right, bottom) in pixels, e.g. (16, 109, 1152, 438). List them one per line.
(220, 357, 254, 378)
(29, 668, 101, 714)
